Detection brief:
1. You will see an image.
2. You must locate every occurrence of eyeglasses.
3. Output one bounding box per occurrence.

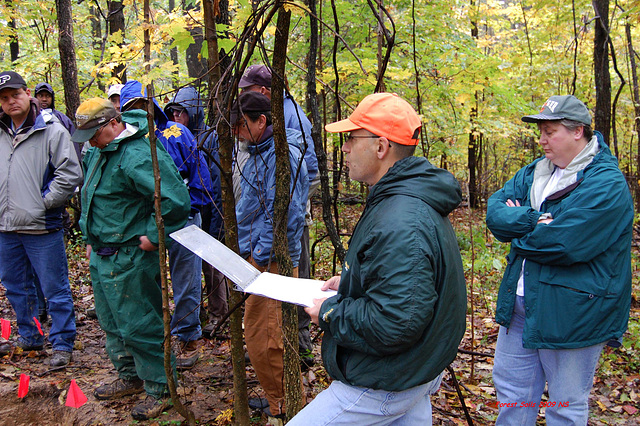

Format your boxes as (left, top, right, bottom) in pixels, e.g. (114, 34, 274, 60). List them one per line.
(171, 108, 186, 117)
(89, 120, 111, 143)
(345, 133, 379, 142)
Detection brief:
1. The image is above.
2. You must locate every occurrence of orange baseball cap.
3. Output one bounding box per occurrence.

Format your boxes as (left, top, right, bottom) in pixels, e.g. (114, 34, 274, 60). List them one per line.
(325, 93, 421, 145)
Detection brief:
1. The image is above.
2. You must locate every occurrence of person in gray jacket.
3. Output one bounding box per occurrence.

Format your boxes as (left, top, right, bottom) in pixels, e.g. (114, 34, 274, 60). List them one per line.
(0, 71, 82, 367)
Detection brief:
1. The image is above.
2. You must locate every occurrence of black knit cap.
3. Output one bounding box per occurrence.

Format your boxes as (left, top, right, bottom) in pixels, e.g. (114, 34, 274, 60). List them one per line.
(230, 91, 271, 125)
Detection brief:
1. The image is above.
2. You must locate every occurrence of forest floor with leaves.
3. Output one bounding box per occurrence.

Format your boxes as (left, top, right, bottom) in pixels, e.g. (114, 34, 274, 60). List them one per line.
(0, 202, 638, 425)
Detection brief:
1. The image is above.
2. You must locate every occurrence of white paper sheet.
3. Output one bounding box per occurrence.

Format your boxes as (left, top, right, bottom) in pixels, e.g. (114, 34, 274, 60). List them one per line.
(170, 225, 337, 307)
(170, 224, 260, 290)
(245, 272, 336, 307)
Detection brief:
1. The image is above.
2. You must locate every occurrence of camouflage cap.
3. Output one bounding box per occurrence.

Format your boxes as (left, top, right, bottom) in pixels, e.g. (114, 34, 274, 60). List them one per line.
(72, 97, 119, 142)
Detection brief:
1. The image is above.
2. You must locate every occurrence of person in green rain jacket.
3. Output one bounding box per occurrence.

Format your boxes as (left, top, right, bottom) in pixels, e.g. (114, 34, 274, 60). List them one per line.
(73, 98, 190, 421)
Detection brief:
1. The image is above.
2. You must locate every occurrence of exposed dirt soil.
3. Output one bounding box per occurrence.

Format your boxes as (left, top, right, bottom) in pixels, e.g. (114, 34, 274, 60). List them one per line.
(1, 203, 638, 425)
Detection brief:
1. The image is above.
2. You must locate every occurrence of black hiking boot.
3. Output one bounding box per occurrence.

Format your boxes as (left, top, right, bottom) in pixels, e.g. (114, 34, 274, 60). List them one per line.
(49, 350, 72, 367)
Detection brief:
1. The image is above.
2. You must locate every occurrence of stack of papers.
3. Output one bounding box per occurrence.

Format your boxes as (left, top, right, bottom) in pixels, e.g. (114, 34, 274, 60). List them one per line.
(170, 225, 337, 307)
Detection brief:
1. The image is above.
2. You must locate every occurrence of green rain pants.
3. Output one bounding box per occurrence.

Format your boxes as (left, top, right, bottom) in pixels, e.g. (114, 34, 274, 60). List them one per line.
(90, 245, 173, 398)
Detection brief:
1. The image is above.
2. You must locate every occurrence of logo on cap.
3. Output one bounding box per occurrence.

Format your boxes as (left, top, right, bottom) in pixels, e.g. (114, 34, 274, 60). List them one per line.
(0, 76, 11, 86)
(543, 100, 559, 113)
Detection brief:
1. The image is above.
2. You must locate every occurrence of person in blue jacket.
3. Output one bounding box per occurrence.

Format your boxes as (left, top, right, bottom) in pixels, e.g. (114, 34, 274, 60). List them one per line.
(164, 87, 226, 338)
(34, 83, 76, 135)
(232, 91, 308, 421)
(238, 64, 319, 368)
(486, 95, 633, 425)
(120, 80, 215, 369)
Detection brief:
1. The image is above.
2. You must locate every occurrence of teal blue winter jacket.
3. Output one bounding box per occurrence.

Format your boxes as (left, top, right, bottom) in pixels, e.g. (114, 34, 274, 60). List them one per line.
(486, 132, 633, 349)
(318, 156, 467, 391)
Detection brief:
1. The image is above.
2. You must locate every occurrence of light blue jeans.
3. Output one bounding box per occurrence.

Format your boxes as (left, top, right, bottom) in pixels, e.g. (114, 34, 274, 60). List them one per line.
(168, 213, 203, 342)
(493, 296, 605, 425)
(288, 373, 444, 425)
(0, 231, 76, 351)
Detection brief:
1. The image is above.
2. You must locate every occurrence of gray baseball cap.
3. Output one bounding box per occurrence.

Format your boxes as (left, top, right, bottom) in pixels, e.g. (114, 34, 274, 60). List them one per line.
(522, 95, 591, 125)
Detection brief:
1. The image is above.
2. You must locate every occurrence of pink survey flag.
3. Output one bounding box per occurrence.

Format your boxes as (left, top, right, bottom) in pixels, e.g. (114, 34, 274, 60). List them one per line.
(33, 317, 44, 336)
(65, 379, 88, 408)
(1, 319, 10, 340)
(18, 374, 30, 398)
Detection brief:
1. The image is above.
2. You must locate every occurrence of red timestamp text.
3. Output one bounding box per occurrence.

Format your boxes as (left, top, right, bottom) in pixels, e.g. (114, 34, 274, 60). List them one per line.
(488, 400, 570, 408)
(520, 401, 569, 408)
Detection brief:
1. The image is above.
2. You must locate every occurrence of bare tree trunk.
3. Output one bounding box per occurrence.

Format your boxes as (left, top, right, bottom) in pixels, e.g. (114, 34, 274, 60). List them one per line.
(411, 0, 428, 156)
(169, 0, 179, 89)
(55, 0, 80, 119)
(468, 0, 480, 208)
(329, 0, 347, 265)
(272, 3, 304, 420)
(6, 0, 19, 62)
(90, 4, 105, 93)
(593, 0, 611, 144)
(367, 0, 394, 93)
(305, 0, 345, 265)
(108, 1, 126, 82)
(375, 0, 386, 92)
(185, 2, 207, 79)
(143, 0, 194, 422)
(216, 95, 251, 426)
(203, 0, 250, 423)
(625, 22, 640, 212)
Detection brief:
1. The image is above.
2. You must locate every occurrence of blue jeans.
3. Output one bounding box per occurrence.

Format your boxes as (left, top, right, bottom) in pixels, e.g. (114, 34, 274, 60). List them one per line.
(168, 213, 202, 342)
(288, 373, 443, 425)
(34, 274, 47, 317)
(0, 231, 76, 351)
(493, 296, 604, 425)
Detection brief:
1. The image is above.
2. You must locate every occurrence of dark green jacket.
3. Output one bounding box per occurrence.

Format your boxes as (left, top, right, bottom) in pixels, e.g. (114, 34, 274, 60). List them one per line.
(486, 134, 633, 349)
(318, 156, 467, 391)
(79, 110, 190, 248)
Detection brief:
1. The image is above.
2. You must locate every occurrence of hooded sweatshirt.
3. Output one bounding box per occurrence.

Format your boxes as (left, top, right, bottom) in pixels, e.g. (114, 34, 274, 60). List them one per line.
(164, 87, 223, 237)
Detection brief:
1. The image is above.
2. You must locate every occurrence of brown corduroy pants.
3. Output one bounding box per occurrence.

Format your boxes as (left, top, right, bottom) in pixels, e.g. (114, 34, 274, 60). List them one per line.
(244, 259, 298, 416)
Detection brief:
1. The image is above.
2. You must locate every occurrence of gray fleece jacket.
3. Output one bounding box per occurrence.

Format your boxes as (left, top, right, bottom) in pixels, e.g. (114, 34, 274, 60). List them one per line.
(0, 99, 82, 232)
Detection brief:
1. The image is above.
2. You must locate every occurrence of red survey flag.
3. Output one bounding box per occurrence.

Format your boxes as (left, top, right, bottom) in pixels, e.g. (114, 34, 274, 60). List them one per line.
(1, 319, 10, 340)
(33, 317, 44, 336)
(18, 374, 30, 398)
(65, 379, 88, 408)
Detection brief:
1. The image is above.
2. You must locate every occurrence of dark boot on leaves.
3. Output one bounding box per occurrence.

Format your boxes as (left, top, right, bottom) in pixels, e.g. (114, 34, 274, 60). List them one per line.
(94, 377, 144, 400)
(131, 395, 172, 420)
(49, 350, 72, 367)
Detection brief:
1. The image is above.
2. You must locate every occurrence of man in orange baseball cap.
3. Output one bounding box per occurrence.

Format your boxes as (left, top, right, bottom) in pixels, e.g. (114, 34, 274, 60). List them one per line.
(290, 93, 467, 425)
